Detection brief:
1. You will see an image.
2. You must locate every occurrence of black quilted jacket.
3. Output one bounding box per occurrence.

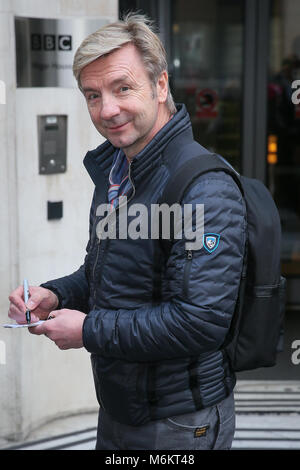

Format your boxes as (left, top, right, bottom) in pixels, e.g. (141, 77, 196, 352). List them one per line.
(41, 104, 246, 425)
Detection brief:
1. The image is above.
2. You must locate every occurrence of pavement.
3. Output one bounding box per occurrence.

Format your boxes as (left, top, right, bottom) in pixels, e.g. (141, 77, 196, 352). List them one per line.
(1, 380, 300, 450)
(233, 380, 300, 449)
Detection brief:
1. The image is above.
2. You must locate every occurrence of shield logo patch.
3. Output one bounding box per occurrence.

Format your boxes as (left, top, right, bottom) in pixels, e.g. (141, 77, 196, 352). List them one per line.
(203, 233, 220, 253)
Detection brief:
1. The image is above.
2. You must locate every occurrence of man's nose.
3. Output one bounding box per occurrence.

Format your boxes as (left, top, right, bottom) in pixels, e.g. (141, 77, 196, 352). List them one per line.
(100, 95, 120, 121)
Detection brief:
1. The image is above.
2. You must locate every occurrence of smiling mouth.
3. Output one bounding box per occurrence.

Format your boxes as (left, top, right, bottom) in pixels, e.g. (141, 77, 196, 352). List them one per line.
(108, 122, 129, 131)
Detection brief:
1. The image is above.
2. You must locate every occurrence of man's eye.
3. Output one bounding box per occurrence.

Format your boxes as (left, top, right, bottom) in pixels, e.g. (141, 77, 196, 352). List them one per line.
(120, 86, 130, 92)
(87, 93, 99, 101)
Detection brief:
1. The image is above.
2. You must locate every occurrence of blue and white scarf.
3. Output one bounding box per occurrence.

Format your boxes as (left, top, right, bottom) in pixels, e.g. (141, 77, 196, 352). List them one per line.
(108, 149, 133, 211)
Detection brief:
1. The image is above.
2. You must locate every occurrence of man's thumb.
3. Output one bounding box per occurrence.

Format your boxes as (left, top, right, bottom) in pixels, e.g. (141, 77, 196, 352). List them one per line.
(26, 296, 40, 309)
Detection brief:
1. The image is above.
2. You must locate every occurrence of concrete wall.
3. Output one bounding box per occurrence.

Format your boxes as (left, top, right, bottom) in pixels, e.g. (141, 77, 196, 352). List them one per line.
(0, 0, 118, 442)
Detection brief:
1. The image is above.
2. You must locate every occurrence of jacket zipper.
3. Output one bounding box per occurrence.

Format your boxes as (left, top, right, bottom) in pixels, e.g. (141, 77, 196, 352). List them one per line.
(183, 249, 193, 297)
(92, 161, 136, 309)
(92, 242, 101, 309)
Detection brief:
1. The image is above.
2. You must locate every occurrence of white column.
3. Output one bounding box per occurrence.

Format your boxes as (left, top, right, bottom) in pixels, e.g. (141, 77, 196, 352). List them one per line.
(0, 0, 118, 443)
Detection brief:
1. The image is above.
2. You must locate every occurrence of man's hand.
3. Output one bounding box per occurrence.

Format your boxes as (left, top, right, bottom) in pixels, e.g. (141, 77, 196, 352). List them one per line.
(8, 285, 59, 324)
(29, 309, 86, 350)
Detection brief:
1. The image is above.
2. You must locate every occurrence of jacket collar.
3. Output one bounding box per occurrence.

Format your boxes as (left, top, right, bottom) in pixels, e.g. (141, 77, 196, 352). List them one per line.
(83, 103, 193, 187)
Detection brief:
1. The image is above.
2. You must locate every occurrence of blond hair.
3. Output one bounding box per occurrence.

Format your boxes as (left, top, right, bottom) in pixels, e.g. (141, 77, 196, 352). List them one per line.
(73, 13, 176, 114)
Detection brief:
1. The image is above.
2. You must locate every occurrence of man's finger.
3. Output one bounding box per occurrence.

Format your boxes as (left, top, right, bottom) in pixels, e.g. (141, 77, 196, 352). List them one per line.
(8, 285, 26, 312)
(8, 304, 39, 324)
(28, 323, 48, 335)
(25, 291, 43, 310)
(47, 310, 59, 319)
(8, 303, 23, 318)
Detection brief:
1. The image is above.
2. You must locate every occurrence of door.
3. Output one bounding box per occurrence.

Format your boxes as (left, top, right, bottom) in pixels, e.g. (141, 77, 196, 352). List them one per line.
(264, 0, 300, 380)
(170, 0, 244, 172)
(119, 0, 300, 379)
(268, 0, 300, 310)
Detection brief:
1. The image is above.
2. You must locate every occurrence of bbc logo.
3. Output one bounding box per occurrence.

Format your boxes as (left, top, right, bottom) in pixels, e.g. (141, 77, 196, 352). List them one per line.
(31, 34, 72, 51)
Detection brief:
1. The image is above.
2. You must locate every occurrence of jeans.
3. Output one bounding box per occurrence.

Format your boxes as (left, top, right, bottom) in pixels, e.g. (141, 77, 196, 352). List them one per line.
(96, 392, 235, 450)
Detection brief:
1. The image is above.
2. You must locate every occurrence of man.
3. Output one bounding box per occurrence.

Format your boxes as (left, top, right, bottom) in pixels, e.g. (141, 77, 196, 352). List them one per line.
(8, 14, 246, 450)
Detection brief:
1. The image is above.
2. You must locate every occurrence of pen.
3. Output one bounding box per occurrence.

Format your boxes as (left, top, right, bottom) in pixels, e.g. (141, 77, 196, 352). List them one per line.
(23, 279, 31, 324)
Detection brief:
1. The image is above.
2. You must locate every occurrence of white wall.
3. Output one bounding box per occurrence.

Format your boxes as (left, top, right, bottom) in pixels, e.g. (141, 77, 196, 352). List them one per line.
(0, 0, 118, 442)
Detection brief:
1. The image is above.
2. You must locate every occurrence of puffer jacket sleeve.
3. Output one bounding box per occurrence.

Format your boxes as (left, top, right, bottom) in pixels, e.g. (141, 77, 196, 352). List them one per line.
(83, 172, 246, 361)
(39, 190, 97, 313)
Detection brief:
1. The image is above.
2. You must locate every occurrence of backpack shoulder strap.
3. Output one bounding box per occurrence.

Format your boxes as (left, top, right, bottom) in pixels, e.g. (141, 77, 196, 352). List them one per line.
(161, 146, 244, 207)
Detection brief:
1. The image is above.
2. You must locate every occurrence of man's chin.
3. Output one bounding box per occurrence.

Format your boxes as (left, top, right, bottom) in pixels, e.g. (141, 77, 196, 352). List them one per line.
(108, 136, 135, 150)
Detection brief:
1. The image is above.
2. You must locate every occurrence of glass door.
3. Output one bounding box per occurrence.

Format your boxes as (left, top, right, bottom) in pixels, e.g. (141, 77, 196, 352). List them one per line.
(118, 0, 300, 379)
(267, 0, 300, 308)
(170, 0, 245, 172)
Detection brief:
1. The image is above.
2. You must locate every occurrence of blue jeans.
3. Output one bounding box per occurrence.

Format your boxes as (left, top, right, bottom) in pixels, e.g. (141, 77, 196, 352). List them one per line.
(96, 392, 235, 450)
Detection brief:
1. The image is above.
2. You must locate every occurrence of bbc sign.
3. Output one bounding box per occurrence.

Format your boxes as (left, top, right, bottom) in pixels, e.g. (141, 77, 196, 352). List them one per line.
(15, 17, 108, 87)
(31, 34, 72, 51)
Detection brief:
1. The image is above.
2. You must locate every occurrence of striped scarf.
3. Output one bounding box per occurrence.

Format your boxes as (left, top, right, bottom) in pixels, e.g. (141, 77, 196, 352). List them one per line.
(108, 149, 133, 211)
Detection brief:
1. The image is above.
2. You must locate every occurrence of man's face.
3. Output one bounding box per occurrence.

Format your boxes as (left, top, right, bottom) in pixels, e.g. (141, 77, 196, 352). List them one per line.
(80, 43, 169, 159)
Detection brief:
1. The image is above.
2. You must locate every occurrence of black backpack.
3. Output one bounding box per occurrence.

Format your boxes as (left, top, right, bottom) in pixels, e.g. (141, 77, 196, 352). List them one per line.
(160, 143, 286, 372)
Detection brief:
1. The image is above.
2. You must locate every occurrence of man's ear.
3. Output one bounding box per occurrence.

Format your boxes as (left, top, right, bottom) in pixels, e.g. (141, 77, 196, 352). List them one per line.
(156, 70, 168, 104)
